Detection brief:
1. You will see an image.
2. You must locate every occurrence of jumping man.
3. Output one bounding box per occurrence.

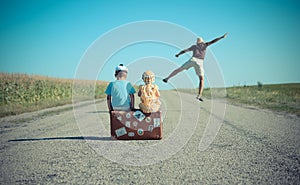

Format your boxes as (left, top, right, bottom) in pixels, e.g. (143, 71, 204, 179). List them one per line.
(163, 33, 228, 101)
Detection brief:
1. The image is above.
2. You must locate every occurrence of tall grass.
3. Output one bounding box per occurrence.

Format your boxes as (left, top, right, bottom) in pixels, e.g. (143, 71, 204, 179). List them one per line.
(226, 84, 300, 116)
(0, 73, 108, 117)
(176, 83, 300, 116)
(1, 73, 299, 117)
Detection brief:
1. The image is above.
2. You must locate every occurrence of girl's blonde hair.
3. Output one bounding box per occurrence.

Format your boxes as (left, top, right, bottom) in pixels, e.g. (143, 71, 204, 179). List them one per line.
(142, 70, 155, 84)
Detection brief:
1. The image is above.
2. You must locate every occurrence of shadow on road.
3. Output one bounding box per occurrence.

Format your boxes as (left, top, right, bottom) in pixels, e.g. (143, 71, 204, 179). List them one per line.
(86, 111, 109, 114)
(8, 136, 112, 142)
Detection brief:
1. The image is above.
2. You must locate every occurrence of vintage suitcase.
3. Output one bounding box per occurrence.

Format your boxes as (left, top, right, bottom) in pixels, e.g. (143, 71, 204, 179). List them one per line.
(110, 110, 162, 140)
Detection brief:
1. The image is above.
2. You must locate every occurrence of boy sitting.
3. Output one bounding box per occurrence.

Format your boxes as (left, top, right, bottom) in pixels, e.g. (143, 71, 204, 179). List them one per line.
(105, 64, 136, 111)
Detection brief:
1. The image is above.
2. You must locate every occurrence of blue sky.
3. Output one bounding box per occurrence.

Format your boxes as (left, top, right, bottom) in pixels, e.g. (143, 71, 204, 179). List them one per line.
(0, 0, 299, 88)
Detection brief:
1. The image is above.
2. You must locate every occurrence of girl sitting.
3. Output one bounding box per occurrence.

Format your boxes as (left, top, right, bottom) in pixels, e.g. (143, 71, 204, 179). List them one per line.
(138, 70, 161, 113)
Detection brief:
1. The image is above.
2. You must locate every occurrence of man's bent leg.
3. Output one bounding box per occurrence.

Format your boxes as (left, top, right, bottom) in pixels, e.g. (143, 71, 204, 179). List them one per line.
(163, 67, 185, 83)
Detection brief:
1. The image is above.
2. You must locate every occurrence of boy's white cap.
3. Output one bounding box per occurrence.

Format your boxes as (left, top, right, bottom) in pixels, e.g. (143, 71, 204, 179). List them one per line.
(115, 64, 128, 72)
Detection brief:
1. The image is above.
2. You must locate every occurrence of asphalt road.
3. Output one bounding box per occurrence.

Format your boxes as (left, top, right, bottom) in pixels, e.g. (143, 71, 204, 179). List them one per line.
(0, 91, 299, 184)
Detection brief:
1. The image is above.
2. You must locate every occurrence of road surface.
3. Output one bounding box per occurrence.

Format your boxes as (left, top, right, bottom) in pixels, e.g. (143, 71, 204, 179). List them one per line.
(0, 91, 299, 184)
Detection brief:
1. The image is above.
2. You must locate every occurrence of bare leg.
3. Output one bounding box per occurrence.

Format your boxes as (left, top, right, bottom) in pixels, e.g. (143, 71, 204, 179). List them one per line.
(163, 67, 185, 82)
(197, 75, 204, 101)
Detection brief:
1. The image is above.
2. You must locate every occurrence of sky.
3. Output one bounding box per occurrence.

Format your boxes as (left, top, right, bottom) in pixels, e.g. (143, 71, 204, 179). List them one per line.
(0, 0, 299, 88)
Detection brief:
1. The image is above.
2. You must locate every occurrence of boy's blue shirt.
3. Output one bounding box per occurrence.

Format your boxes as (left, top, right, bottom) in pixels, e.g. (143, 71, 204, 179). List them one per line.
(105, 80, 136, 108)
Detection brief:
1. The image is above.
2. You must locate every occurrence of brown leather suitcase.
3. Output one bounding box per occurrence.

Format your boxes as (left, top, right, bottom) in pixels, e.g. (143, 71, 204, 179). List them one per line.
(110, 110, 162, 140)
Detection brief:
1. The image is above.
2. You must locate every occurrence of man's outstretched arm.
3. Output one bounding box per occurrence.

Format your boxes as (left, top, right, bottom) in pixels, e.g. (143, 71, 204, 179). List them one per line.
(206, 33, 228, 46)
(175, 48, 191, 57)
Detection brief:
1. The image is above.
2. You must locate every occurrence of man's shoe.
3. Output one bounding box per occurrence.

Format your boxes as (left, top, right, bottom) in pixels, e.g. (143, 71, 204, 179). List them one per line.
(162, 79, 168, 83)
(196, 96, 204, 102)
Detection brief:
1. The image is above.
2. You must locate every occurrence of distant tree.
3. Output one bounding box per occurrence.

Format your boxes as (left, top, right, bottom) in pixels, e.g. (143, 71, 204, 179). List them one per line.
(257, 81, 263, 88)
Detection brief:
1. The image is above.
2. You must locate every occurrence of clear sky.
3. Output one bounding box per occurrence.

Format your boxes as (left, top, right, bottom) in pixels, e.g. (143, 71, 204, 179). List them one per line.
(0, 0, 299, 88)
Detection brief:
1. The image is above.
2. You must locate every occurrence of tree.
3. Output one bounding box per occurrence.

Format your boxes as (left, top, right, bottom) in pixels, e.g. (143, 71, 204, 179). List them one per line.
(257, 81, 263, 88)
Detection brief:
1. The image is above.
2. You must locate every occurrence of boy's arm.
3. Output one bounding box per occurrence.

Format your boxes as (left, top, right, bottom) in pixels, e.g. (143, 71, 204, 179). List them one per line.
(206, 33, 228, 46)
(106, 95, 113, 112)
(130, 94, 135, 110)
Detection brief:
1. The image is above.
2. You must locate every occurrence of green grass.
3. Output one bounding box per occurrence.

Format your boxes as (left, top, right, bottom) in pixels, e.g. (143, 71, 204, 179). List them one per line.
(0, 73, 108, 117)
(226, 83, 300, 116)
(176, 83, 300, 116)
(1, 73, 299, 117)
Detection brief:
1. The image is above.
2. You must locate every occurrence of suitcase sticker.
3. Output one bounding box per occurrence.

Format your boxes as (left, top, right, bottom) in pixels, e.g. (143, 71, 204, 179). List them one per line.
(133, 110, 146, 122)
(115, 127, 127, 137)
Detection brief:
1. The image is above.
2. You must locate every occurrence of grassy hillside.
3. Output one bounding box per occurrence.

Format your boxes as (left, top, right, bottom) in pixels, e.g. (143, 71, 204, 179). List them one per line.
(0, 73, 108, 117)
(178, 83, 300, 116)
(226, 83, 300, 116)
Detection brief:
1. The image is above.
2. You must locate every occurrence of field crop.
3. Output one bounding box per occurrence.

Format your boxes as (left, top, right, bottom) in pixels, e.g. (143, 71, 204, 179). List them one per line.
(1, 73, 299, 117)
(0, 73, 108, 117)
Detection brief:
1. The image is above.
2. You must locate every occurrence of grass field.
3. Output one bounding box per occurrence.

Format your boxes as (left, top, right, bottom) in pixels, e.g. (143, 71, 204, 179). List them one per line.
(225, 83, 300, 116)
(1, 73, 299, 117)
(177, 83, 300, 116)
(0, 73, 108, 117)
